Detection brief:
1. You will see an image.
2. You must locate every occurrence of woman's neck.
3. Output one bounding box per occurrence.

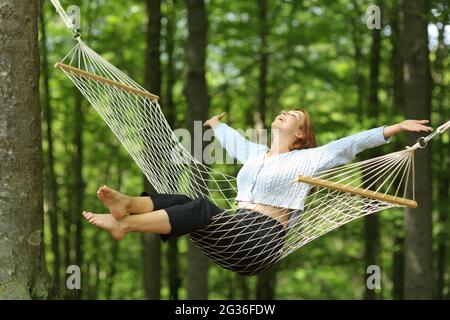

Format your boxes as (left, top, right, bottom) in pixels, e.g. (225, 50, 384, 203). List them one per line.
(269, 133, 291, 156)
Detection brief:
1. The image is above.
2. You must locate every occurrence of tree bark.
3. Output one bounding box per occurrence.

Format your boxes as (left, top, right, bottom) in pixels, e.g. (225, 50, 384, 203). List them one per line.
(257, 0, 269, 127)
(185, 0, 210, 300)
(141, 0, 163, 300)
(363, 3, 382, 300)
(164, 0, 181, 300)
(433, 10, 448, 300)
(350, 0, 365, 122)
(256, 265, 277, 300)
(164, 0, 177, 130)
(72, 89, 84, 299)
(255, 0, 278, 300)
(390, 0, 405, 300)
(39, 0, 61, 290)
(402, 0, 434, 299)
(0, 0, 59, 299)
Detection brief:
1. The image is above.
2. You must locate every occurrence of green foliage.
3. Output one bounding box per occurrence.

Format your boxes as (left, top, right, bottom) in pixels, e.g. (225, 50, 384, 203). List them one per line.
(40, 0, 449, 299)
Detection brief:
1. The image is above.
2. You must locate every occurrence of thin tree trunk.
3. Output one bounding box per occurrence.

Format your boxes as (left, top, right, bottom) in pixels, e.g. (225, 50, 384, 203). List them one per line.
(390, 0, 405, 300)
(238, 274, 250, 299)
(226, 273, 235, 300)
(256, 266, 277, 300)
(141, 0, 163, 300)
(350, 0, 365, 122)
(164, 0, 181, 300)
(0, 0, 59, 299)
(255, 0, 277, 300)
(363, 3, 382, 300)
(164, 0, 177, 130)
(87, 230, 101, 299)
(257, 0, 269, 127)
(402, 0, 434, 299)
(185, 0, 210, 300)
(73, 89, 84, 299)
(61, 118, 75, 298)
(62, 189, 73, 298)
(391, 0, 405, 116)
(39, 0, 61, 289)
(392, 234, 405, 299)
(433, 12, 448, 300)
(106, 240, 120, 299)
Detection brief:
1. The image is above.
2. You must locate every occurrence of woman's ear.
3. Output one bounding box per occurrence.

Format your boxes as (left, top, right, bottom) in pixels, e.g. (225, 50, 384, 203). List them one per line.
(294, 130, 304, 139)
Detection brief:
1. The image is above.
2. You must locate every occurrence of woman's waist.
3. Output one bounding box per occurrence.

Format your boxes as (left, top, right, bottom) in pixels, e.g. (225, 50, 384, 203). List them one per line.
(236, 201, 290, 228)
(234, 189, 307, 210)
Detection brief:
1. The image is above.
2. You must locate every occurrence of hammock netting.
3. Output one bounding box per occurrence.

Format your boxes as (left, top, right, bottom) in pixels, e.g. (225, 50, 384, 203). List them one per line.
(54, 40, 419, 275)
(50, 0, 449, 275)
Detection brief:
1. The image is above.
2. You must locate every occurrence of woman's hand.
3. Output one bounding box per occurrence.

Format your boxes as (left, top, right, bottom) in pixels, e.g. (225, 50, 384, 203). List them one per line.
(384, 119, 433, 139)
(203, 112, 226, 129)
(399, 119, 433, 132)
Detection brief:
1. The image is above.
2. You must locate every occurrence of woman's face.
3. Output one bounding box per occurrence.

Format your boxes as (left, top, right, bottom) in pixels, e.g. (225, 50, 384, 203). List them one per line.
(271, 110, 304, 135)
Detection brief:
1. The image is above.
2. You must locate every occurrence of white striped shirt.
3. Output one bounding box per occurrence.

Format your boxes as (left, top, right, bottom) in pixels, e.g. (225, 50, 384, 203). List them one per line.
(213, 123, 391, 227)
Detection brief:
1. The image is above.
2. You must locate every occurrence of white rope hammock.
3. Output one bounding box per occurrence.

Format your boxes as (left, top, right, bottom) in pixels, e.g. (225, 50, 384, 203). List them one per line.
(50, 1, 450, 276)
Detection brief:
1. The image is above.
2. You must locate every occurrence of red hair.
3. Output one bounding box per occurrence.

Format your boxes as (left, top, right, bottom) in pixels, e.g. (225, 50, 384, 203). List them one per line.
(289, 108, 317, 150)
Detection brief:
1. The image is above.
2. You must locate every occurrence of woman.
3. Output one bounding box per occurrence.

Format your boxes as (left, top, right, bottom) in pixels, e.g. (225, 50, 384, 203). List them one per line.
(83, 110, 432, 275)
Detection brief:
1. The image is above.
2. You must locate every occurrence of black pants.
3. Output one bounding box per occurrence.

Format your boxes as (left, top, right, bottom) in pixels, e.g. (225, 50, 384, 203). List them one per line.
(140, 191, 224, 242)
(140, 191, 287, 275)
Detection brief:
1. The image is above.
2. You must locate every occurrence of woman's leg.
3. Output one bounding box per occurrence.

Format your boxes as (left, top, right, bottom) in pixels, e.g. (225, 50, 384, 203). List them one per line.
(96, 185, 193, 220)
(83, 209, 171, 240)
(97, 185, 153, 219)
(83, 197, 222, 241)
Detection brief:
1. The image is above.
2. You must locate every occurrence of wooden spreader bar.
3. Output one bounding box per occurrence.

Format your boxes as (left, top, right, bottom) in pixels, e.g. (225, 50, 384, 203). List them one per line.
(55, 63, 159, 101)
(297, 175, 417, 208)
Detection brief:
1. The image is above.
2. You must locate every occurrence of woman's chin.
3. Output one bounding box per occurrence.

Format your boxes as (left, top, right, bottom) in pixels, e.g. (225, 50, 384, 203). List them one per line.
(271, 122, 282, 129)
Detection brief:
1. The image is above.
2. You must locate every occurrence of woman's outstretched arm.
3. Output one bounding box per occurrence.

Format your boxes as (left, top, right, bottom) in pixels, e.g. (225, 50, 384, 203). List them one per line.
(383, 119, 432, 139)
(309, 119, 433, 171)
(203, 112, 268, 163)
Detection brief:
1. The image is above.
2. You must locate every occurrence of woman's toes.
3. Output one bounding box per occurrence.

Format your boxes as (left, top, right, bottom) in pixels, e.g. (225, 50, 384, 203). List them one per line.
(82, 211, 96, 225)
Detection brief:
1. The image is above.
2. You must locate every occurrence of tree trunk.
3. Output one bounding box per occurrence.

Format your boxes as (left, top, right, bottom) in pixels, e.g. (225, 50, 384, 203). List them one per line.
(257, 0, 269, 127)
(164, 0, 181, 300)
(402, 0, 434, 299)
(390, 0, 405, 116)
(141, 0, 163, 300)
(256, 265, 277, 300)
(392, 233, 405, 299)
(363, 3, 382, 300)
(237, 274, 250, 299)
(255, 0, 278, 300)
(164, 0, 178, 130)
(39, 0, 61, 290)
(433, 11, 448, 300)
(0, 0, 58, 299)
(390, 0, 405, 300)
(185, 0, 210, 300)
(73, 89, 84, 299)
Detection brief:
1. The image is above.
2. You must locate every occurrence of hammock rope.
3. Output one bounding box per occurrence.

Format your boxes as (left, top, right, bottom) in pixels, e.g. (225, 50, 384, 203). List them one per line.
(50, 1, 450, 275)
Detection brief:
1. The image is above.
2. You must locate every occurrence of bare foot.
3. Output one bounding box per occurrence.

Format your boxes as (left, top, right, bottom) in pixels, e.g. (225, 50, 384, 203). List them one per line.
(82, 211, 126, 240)
(97, 185, 130, 220)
